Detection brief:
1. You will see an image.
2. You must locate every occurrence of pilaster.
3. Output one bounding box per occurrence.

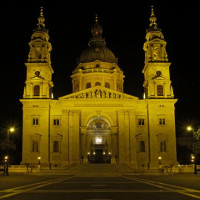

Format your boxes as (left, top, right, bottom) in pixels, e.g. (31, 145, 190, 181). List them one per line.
(127, 109, 137, 167)
(68, 110, 81, 165)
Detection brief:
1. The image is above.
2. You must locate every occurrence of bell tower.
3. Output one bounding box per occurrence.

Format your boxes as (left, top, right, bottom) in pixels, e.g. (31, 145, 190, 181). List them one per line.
(23, 7, 54, 99)
(142, 6, 174, 99)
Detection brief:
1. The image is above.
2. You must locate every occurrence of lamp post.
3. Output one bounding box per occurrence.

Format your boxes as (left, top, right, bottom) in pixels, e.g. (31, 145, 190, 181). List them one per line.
(158, 156, 162, 168)
(38, 156, 41, 168)
(4, 155, 9, 176)
(38, 156, 41, 165)
(7, 127, 15, 140)
(186, 126, 197, 174)
(7, 127, 15, 155)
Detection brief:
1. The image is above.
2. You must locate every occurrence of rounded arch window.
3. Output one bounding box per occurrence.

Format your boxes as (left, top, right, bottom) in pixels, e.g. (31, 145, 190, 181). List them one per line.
(105, 82, 110, 88)
(34, 85, 40, 96)
(95, 82, 101, 86)
(88, 119, 110, 130)
(86, 82, 91, 89)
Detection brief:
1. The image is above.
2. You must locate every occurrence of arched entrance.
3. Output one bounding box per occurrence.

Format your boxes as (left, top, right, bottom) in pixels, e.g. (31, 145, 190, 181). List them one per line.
(87, 118, 111, 163)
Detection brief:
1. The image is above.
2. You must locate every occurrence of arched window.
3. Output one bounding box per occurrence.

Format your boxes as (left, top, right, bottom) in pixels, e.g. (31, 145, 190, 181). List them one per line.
(34, 85, 40, 96)
(105, 82, 110, 88)
(86, 82, 91, 89)
(95, 82, 101, 86)
(157, 85, 163, 96)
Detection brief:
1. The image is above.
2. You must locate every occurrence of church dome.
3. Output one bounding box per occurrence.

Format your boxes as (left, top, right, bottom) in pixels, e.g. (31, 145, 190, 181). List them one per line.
(79, 46, 117, 63)
(78, 15, 117, 64)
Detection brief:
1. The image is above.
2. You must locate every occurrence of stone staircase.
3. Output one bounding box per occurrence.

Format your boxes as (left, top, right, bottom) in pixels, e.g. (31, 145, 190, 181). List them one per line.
(15, 164, 163, 176)
(66, 164, 162, 177)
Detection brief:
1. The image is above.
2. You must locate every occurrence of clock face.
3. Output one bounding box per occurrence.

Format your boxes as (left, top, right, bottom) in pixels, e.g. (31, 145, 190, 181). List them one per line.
(156, 71, 162, 76)
(35, 71, 40, 76)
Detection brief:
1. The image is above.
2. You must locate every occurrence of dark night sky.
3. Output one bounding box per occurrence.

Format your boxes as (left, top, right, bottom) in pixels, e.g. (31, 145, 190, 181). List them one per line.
(0, 0, 200, 136)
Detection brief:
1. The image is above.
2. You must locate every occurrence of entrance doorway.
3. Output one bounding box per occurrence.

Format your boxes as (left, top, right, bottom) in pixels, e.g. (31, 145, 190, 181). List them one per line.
(81, 116, 117, 164)
(89, 144, 111, 164)
(93, 149, 104, 163)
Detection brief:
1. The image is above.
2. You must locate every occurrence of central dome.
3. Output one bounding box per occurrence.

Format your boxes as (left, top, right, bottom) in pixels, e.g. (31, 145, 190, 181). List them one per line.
(78, 15, 117, 64)
(79, 46, 117, 63)
(71, 16, 124, 94)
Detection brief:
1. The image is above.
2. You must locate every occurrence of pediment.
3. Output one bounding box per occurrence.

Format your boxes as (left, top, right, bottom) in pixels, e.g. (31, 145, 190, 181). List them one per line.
(59, 86, 138, 100)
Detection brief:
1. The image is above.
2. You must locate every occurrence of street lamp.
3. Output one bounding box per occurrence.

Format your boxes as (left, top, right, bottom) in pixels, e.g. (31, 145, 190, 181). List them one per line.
(38, 156, 41, 168)
(187, 126, 192, 132)
(7, 127, 15, 140)
(158, 156, 162, 168)
(191, 154, 197, 174)
(4, 155, 8, 162)
(4, 155, 9, 175)
(7, 127, 15, 156)
(186, 126, 197, 174)
(38, 156, 41, 164)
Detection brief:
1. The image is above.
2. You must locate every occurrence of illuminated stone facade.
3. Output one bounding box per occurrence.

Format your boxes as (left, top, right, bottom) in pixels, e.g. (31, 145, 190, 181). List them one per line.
(20, 7, 177, 169)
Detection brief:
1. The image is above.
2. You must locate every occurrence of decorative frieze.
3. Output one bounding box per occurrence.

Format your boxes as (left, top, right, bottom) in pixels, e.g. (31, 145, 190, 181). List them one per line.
(60, 86, 137, 100)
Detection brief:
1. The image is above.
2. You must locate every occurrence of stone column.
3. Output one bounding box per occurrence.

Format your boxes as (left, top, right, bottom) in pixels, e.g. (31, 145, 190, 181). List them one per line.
(117, 109, 127, 164)
(68, 110, 81, 165)
(128, 109, 137, 168)
(61, 109, 70, 167)
(111, 133, 117, 164)
(124, 110, 130, 163)
(81, 132, 88, 164)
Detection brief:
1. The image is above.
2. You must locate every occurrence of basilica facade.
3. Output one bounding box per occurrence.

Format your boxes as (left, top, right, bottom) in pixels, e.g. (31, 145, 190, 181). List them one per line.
(20, 7, 177, 169)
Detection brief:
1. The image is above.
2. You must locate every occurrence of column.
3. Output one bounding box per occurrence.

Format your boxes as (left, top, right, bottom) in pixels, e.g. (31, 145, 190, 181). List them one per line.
(111, 133, 117, 164)
(81, 132, 88, 163)
(62, 109, 70, 166)
(124, 110, 130, 163)
(117, 109, 126, 164)
(128, 109, 137, 167)
(69, 110, 81, 165)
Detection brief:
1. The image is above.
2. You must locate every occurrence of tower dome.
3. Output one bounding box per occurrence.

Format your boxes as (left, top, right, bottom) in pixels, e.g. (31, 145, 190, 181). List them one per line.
(79, 15, 117, 64)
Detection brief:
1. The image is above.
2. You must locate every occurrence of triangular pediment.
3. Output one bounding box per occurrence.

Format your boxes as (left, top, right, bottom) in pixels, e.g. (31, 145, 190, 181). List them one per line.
(59, 86, 138, 100)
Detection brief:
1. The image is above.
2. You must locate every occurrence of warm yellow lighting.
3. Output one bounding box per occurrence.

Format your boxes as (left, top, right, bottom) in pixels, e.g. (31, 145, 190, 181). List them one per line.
(187, 126, 192, 131)
(87, 152, 90, 155)
(95, 137, 102, 144)
(9, 127, 15, 133)
(93, 152, 96, 155)
(108, 152, 111, 155)
(143, 92, 146, 99)
(103, 152, 105, 155)
(38, 156, 41, 160)
(5, 156, 8, 160)
(158, 156, 162, 160)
